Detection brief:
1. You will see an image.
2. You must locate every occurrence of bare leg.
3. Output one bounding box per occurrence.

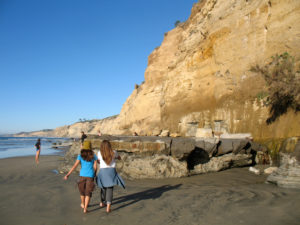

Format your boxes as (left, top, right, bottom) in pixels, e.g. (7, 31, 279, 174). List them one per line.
(80, 195, 85, 209)
(35, 150, 40, 164)
(106, 203, 111, 213)
(100, 202, 106, 207)
(84, 196, 90, 213)
(106, 187, 113, 213)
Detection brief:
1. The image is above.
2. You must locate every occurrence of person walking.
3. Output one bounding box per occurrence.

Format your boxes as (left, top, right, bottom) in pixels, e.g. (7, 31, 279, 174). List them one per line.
(35, 138, 41, 164)
(97, 140, 125, 213)
(80, 131, 87, 148)
(64, 140, 97, 213)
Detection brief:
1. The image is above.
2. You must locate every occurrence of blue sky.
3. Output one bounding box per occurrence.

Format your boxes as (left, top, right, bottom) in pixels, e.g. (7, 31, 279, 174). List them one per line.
(0, 0, 198, 134)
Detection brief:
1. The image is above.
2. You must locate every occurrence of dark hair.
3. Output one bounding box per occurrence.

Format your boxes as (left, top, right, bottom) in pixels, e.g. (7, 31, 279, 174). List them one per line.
(80, 149, 94, 161)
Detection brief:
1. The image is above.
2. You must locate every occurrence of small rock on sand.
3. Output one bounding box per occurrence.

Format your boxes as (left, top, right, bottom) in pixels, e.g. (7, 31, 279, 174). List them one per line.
(264, 167, 278, 174)
(249, 166, 260, 175)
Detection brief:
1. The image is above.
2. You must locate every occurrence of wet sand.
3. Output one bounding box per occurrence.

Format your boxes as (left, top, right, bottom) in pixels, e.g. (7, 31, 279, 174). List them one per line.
(0, 155, 299, 225)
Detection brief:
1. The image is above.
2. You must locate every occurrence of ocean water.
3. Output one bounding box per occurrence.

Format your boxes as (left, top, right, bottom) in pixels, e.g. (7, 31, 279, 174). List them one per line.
(0, 137, 69, 159)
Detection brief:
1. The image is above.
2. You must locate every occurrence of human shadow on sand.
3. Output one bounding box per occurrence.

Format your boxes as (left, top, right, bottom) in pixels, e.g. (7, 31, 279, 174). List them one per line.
(112, 184, 182, 211)
(88, 184, 182, 212)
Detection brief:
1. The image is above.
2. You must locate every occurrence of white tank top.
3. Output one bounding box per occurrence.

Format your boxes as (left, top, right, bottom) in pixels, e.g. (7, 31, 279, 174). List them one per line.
(97, 150, 118, 168)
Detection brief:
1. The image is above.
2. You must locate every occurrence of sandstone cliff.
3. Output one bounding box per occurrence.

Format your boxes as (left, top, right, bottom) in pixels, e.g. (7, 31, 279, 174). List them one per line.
(15, 0, 300, 139)
(110, 0, 300, 139)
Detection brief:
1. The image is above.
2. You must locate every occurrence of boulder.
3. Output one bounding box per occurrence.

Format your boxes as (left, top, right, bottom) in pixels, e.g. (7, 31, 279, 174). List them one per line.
(264, 167, 278, 174)
(59, 135, 257, 179)
(87, 136, 171, 156)
(249, 167, 260, 175)
(116, 154, 188, 179)
(216, 139, 233, 156)
(191, 153, 253, 175)
(232, 139, 252, 154)
(195, 138, 219, 157)
(267, 153, 300, 189)
(267, 139, 300, 189)
(160, 130, 169, 137)
(170, 137, 195, 159)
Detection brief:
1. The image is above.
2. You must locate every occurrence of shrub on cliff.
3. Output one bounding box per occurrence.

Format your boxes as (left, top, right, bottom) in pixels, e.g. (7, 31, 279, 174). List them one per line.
(174, 20, 181, 27)
(251, 52, 300, 124)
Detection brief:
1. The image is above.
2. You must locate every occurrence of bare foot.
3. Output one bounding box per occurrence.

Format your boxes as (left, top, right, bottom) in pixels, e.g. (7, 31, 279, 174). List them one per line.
(99, 203, 106, 208)
(106, 204, 111, 213)
(83, 208, 88, 213)
(81, 204, 84, 209)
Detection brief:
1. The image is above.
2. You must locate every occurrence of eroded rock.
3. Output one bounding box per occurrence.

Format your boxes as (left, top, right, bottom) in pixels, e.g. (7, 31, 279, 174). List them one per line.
(267, 154, 300, 189)
(59, 135, 257, 179)
(191, 153, 253, 175)
(116, 154, 188, 179)
(267, 138, 300, 189)
(264, 167, 278, 174)
(170, 137, 195, 159)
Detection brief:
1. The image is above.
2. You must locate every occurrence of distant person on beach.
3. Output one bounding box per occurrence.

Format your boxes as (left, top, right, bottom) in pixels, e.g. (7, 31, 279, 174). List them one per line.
(64, 140, 97, 213)
(81, 131, 87, 143)
(97, 129, 102, 136)
(80, 131, 87, 148)
(35, 138, 41, 164)
(97, 140, 125, 213)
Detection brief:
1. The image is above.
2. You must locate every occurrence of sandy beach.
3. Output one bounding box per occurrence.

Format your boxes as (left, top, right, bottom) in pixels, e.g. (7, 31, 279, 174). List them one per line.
(0, 155, 299, 225)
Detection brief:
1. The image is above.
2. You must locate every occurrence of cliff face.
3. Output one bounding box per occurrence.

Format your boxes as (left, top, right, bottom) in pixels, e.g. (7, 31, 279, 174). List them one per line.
(15, 0, 300, 139)
(109, 0, 300, 139)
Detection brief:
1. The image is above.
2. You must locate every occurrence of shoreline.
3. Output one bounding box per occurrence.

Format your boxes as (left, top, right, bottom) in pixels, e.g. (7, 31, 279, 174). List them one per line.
(0, 150, 66, 160)
(0, 151, 66, 160)
(1, 155, 300, 225)
(0, 136, 71, 160)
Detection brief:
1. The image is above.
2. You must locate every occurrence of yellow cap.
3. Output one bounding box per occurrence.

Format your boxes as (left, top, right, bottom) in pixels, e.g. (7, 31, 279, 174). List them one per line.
(82, 140, 92, 150)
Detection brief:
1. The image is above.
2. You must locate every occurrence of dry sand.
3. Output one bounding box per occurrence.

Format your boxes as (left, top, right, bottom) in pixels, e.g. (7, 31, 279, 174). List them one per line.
(0, 155, 299, 225)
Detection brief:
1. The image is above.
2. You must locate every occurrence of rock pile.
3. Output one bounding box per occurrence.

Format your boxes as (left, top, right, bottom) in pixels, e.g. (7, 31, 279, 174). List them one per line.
(267, 138, 300, 189)
(59, 135, 266, 179)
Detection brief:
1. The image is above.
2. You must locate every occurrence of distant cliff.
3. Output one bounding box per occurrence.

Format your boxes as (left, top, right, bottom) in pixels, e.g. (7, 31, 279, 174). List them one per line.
(14, 116, 118, 138)
(15, 0, 300, 139)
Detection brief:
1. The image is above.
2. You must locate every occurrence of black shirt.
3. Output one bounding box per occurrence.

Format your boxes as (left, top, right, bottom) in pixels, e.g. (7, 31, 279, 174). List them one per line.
(81, 134, 87, 143)
(35, 141, 41, 150)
